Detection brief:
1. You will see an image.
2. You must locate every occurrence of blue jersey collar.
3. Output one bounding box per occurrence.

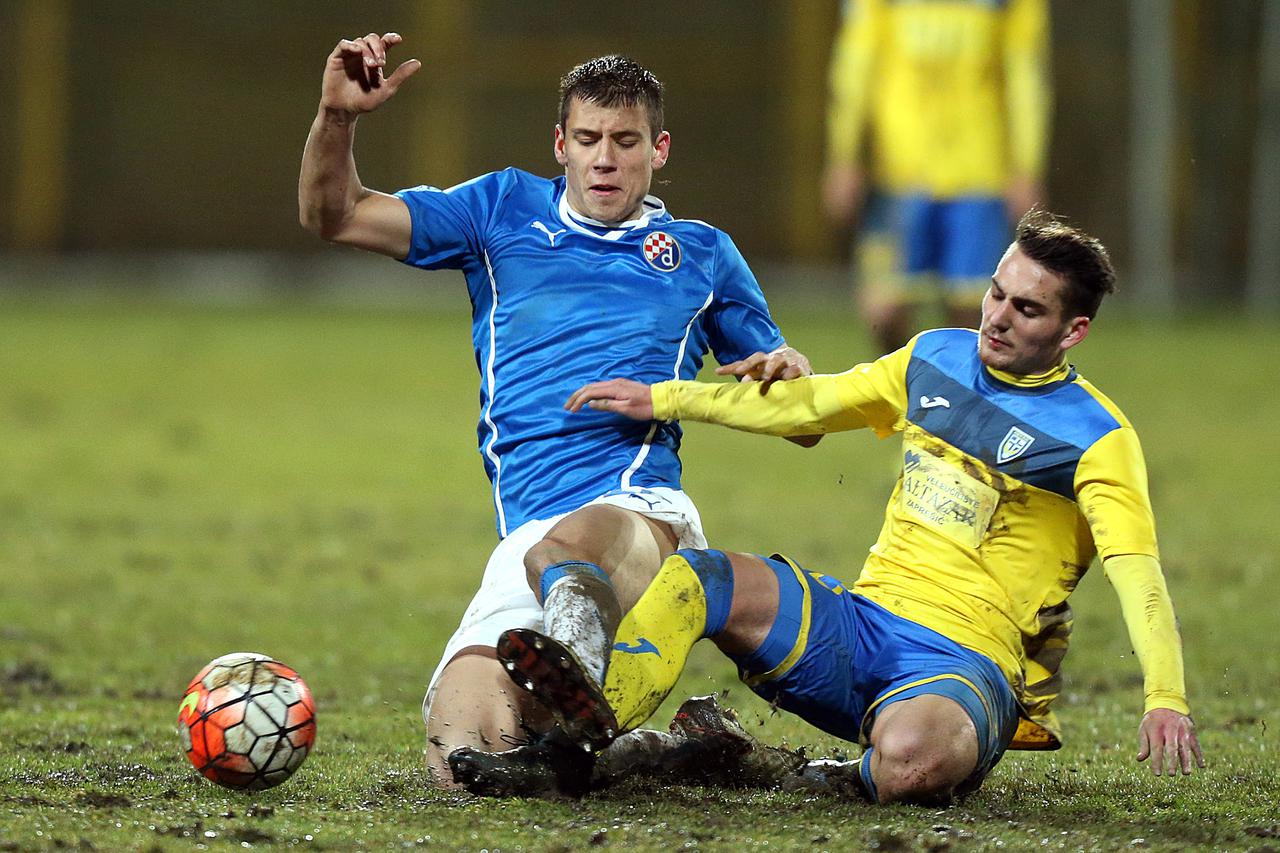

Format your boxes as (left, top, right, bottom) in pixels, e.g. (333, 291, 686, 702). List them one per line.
(558, 190, 667, 241)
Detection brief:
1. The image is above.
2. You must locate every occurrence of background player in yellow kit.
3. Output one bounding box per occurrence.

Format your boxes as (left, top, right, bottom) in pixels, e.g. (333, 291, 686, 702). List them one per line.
(823, 0, 1051, 352)
(470, 211, 1204, 803)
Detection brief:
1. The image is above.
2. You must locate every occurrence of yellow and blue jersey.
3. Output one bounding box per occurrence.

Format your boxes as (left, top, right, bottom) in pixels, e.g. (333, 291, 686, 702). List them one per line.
(827, 0, 1051, 196)
(652, 328, 1182, 745)
(395, 168, 784, 537)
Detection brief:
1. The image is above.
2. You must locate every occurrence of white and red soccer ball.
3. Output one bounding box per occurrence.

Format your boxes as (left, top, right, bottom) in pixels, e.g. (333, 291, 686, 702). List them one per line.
(177, 652, 316, 790)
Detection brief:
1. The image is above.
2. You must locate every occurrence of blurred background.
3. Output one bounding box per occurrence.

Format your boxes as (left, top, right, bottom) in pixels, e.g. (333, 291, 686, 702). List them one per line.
(1, 0, 1277, 313)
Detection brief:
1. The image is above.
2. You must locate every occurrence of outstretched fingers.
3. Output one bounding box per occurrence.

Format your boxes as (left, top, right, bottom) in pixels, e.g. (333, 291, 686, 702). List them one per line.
(715, 346, 812, 391)
(565, 379, 654, 420)
(715, 352, 768, 382)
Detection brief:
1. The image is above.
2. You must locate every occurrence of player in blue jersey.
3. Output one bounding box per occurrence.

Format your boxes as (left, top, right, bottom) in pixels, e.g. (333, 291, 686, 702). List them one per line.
(298, 33, 814, 786)
(455, 211, 1204, 803)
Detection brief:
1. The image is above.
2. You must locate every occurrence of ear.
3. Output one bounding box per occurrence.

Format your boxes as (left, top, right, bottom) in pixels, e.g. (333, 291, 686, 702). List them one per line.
(651, 130, 671, 171)
(1058, 315, 1090, 353)
(554, 124, 568, 167)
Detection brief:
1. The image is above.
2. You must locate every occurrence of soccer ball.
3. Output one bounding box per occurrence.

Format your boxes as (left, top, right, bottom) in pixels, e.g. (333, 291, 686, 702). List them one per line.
(177, 652, 317, 790)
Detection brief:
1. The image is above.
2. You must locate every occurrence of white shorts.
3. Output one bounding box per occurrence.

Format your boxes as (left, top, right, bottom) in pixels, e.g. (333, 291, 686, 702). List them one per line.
(423, 487, 707, 717)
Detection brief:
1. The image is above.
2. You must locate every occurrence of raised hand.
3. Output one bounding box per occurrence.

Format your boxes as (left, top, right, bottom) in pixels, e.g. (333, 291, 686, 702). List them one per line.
(565, 379, 655, 421)
(1136, 708, 1205, 776)
(320, 33, 421, 116)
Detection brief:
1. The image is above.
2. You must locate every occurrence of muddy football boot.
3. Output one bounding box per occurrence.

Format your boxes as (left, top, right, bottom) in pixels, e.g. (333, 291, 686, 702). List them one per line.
(448, 727, 595, 799)
(669, 694, 751, 741)
(670, 694, 810, 788)
(779, 758, 868, 799)
(496, 627, 619, 751)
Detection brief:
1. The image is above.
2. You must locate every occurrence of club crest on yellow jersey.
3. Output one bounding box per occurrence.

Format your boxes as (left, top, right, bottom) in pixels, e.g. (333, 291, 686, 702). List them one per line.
(997, 426, 1035, 464)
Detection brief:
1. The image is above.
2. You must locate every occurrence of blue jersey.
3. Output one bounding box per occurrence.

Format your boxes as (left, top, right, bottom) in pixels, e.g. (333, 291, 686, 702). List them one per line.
(396, 168, 785, 537)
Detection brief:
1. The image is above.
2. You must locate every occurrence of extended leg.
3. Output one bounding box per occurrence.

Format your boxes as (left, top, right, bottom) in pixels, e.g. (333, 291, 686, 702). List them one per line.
(524, 504, 677, 682)
(604, 549, 779, 732)
(498, 549, 778, 748)
(462, 550, 780, 796)
(499, 505, 678, 747)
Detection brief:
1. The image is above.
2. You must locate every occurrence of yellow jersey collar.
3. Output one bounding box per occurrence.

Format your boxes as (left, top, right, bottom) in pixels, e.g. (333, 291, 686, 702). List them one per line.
(984, 359, 1073, 389)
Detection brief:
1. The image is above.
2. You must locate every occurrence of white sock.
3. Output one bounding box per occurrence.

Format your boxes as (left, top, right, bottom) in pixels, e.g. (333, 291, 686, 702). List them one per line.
(541, 568, 621, 686)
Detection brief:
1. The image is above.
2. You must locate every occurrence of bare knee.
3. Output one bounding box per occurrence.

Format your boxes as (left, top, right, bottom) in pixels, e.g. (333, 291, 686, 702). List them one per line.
(424, 648, 550, 788)
(521, 505, 677, 607)
(523, 535, 574, 595)
(869, 700, 979, 804)
(520, 506, 621, 595)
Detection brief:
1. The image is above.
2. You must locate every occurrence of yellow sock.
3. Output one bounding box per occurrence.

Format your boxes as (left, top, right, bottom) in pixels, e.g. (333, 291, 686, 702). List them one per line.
(603, 554, 708, 732)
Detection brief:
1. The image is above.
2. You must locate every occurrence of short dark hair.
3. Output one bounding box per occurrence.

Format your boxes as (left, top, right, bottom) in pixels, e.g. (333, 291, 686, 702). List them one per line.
(558, 55, 664, 141)
(1015, 209, 1117, 319)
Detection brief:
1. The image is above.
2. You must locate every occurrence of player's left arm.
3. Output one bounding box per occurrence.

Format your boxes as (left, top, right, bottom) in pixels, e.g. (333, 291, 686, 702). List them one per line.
(1104, 554, 1205, 776)
(1077, 427, 1205, 776)
(568, 344, 912, 439)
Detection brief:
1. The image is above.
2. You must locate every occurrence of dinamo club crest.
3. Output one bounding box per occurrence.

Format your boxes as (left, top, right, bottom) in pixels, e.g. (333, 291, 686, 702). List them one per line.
(996, 426, 1035, 464)
(642, 231, 682, 272)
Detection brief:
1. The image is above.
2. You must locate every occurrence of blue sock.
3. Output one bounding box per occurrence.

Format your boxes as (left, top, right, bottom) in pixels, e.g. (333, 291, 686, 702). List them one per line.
(672, 549, 735, 637)
(539, 559, 612, 604)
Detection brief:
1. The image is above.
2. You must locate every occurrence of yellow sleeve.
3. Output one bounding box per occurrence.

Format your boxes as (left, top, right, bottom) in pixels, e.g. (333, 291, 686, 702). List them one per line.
(1003, 0, 1051, 180)
(1103, 554, 1190, 716)
(1075, 427, 1159, 560)
(651, 343, 911, 438)
(826, 0, 881, 167)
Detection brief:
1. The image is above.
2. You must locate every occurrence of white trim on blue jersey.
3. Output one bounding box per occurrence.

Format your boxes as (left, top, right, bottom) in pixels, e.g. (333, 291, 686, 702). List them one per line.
(620, 289, 717, 491)
(480, 250, 508, 534)
(556, 192, 667, 241)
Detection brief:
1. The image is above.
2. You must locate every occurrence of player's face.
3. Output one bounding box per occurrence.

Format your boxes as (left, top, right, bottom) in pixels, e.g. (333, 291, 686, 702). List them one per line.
(979, 245, 1090, 375)
(554, 98, 670, 225)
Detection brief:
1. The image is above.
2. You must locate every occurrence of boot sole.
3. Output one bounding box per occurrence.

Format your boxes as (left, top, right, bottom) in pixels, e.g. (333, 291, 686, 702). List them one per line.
(497, 628, 619, 751)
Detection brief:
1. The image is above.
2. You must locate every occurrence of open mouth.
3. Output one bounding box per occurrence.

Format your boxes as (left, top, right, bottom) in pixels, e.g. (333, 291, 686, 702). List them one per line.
(589, 184, 620, 196)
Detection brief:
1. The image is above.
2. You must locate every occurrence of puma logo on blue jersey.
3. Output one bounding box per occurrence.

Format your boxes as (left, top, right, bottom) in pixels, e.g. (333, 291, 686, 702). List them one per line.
(614, 637, 661, 657)
(530, 221, 566, 246)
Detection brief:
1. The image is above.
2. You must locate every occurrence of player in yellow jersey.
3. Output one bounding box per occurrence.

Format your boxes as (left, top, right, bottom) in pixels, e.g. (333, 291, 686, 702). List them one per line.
(453, 211, 1204, 804)
(823, 0, 1051, 352)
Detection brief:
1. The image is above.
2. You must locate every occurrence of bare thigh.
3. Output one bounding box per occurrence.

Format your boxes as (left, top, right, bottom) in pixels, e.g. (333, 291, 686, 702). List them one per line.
(708, 551, 783, 657)
(423, 647, 552, 788)
(524, 504, 679, 609)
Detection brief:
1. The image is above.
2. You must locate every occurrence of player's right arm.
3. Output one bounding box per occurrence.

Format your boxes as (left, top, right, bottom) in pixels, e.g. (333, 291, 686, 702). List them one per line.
(298, 34, 422, 259)
(566, 344, 912, 438)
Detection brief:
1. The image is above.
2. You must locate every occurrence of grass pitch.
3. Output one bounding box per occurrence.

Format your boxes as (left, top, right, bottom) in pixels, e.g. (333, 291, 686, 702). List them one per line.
(1, 291, 1277, 851)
